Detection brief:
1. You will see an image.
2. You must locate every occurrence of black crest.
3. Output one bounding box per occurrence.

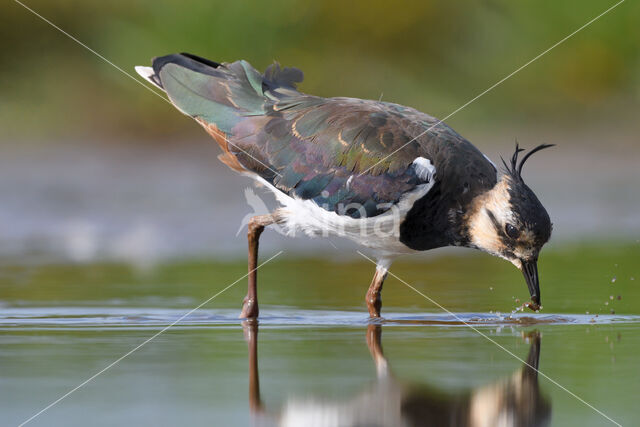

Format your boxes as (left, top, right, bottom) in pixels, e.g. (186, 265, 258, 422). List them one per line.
(501, 142, 555, 182)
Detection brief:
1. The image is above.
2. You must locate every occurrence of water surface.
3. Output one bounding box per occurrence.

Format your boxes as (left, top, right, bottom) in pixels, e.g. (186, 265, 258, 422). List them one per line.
(1, 243, 638, 426)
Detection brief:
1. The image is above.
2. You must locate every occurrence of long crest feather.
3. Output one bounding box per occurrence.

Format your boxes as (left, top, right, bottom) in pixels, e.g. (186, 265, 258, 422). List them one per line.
(501, 142, 555, 181)
(517, 143, 555, 177)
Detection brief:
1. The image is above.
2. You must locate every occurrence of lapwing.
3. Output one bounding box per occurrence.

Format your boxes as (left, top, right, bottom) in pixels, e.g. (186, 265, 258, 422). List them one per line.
(136, 53, 553, 319)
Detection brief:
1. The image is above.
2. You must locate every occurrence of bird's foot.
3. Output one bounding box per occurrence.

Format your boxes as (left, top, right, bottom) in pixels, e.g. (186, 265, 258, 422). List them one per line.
(239, 296, 259, 319)
(524, 301, 541, 312)
(366, 295, 382, 318)
(368, 310, 382, 319)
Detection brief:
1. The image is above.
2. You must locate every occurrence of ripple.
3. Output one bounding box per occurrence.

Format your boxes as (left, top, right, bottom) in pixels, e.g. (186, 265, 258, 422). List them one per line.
(1, 306, 639, 329)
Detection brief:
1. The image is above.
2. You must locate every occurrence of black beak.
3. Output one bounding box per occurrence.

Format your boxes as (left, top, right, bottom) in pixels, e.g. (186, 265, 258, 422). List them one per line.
(521, 259, 541, 310)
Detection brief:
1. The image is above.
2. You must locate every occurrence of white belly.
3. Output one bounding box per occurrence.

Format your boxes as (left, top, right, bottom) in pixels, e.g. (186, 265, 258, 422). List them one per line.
(251, 175, 433, 257)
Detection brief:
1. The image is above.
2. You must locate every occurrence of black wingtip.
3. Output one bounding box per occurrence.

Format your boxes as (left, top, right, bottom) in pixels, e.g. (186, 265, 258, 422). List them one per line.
(179, 52, 221, 69)
(151, 53, 221, 78)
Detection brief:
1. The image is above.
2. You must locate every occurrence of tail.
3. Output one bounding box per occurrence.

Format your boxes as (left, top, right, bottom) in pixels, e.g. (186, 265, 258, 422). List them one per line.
(135, 53, 303, 135)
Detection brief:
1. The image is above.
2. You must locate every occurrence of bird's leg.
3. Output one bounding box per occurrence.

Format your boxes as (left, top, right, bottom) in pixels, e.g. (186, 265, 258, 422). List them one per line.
(365, 261, 390, 318)
(240, 214, 275, 319)
(366, 324, 389, 378)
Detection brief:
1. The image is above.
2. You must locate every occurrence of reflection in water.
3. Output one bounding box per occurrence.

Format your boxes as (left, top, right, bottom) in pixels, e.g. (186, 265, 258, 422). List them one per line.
(243, 323, 550, 427)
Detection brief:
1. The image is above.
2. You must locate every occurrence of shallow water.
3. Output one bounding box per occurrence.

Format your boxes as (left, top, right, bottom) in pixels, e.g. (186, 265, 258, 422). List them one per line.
(1, 243, 639, 426)
(2, 306, 640, 328)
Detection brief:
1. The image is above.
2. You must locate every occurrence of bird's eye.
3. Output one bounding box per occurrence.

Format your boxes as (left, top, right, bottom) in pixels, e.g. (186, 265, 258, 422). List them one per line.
(505, 223, 520, 239)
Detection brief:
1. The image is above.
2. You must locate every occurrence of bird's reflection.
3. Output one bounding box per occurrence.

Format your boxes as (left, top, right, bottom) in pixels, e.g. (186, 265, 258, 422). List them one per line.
(243, 322, 550, 427)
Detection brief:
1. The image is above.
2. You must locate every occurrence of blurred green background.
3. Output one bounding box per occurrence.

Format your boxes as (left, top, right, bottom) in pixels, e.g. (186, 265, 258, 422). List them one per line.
(0, 0, 639, 261)
(2, 0, 639, 141)
(2, 3, 640, 426)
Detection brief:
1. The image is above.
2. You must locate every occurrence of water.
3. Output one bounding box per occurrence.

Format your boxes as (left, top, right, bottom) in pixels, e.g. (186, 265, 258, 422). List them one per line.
(1, 245, 639, 426)
(2, 306, 640, 328)
(2, 313, 638, 426)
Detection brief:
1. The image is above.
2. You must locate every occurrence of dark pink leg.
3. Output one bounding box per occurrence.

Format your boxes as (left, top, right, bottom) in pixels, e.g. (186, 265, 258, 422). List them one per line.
(240, 215, 274, 319)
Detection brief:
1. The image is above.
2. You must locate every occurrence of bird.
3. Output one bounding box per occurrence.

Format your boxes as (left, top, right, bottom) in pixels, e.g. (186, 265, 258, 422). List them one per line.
(135, 53, 553, 319)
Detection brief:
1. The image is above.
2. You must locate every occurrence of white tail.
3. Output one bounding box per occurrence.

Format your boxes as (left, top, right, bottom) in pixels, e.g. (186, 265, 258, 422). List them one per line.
(135, 66, 163, 90)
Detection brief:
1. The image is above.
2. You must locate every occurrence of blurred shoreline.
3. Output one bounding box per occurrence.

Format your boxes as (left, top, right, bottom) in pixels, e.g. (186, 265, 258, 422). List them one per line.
(2, 0, 638, 265)
(1, 133, 638, 265)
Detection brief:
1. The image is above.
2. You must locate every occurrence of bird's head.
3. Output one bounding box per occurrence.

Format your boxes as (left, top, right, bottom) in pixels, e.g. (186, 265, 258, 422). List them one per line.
(465, 144, 554, 310)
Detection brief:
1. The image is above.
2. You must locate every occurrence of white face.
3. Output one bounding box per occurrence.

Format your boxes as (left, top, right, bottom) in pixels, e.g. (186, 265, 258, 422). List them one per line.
(466, 177, 539, 265)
